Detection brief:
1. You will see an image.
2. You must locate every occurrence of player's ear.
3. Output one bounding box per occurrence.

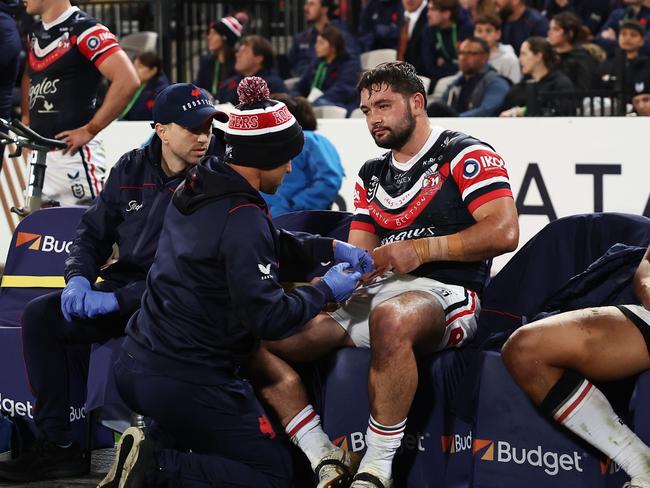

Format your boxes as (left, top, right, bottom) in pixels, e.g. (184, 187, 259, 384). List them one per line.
(411, 92, 426, 112)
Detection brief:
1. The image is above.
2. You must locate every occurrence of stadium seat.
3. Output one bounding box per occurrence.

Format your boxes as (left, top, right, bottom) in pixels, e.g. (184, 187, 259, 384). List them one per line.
(418, 75, 432, 94)
(119, 31, 158, 59)
(313, 105, 348, 119)
(284, 76, 300, 92)
(349, 107, 365, 119)
(360, 49, 397, 71)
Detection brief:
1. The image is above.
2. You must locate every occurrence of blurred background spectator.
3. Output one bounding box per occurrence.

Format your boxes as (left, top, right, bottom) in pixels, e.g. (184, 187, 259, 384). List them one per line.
(631, 71, 650, 113)
(542, 0, 612, 36)
(283, 0, 359, 78)
(548, 11, 599, 89)
(217, 35, 288, 105)
(293, 25, 361, 113)
(0, 0, 20, 159)
(500, 36, 575, 116)
(595, 0, 650, 58)
(496, 0, 549, 53)
(194, 15, 245, 99)
(262, 93, 344, 216)
(120, 51, 170, 121)
(428, 36, 510, 115)
(358, 0, 402, 51)
(474, 13, 522, 83)
(597, 20, 650, 94)
(397, 0, 429, 75)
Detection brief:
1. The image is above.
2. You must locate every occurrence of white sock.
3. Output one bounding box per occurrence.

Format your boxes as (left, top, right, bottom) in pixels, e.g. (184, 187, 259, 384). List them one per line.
(556, 380, 650, 480)
(285, 405, 335, 470)
(358, 415, 406, 480)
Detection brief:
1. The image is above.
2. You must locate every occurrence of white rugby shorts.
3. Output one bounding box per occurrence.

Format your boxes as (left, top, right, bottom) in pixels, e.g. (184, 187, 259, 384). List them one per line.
(329, 273, 480, 349)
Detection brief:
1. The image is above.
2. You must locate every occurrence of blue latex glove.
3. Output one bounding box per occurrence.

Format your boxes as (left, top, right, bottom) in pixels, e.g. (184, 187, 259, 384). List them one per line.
(333, 241, 374, 275)
(321, 263, 362, 303)
(83, 290, 119, 318)
(61, 276, 91, 321)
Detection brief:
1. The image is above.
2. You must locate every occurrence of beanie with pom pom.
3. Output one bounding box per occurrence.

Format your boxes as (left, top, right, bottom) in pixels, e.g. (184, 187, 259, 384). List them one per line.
(223, 76, 304, 169)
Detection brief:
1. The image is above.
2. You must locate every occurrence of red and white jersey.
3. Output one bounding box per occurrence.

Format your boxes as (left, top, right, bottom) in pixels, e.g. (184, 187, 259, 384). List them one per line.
(352, 126, 513, 293)
(27, 6, 122, 138)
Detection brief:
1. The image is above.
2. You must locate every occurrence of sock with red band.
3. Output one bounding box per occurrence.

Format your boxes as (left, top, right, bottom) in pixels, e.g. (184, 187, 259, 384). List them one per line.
(357, 415, 406, 480)
(541, 369, 650, 481)
(285, 405, 335, 469)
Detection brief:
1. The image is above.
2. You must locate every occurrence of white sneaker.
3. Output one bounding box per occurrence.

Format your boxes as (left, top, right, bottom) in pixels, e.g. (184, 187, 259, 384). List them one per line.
(315, 448, 360, 488)
(623, 478, 650, 488)
(349, 469, 393, 488)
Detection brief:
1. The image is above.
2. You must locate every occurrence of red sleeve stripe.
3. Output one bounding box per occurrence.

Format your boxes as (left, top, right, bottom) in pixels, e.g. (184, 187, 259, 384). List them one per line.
(466, 188, 513, 213)
(93, 45, 121, 66)
(449, 144, 492, 172)
(350, 221, 376, 234)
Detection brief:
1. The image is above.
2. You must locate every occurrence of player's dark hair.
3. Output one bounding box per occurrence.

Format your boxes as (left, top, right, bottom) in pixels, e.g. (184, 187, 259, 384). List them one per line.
(357, 61, 426, 101)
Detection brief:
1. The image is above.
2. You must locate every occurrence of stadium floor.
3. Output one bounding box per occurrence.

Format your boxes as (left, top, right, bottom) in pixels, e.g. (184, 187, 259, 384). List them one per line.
(0, 447, 114, 487)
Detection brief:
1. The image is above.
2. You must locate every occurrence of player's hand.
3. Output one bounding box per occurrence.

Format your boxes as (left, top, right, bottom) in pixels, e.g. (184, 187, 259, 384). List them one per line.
(333, 240, 374, 274)
(372, 240, 422, 274)
(56, 126, 94, 155)
(600, 28, 616, 41)
(61, 276, 91, 321)
(321, 263, 362, 303)
(83, 291, 119, 318)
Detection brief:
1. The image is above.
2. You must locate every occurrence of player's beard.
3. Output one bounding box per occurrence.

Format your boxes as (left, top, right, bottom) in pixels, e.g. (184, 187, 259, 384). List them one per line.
(372, 106, 416, 150)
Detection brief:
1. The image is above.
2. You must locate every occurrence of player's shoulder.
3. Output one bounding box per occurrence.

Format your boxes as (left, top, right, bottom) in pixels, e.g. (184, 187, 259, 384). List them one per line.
(440, 129, 494, 155)
(360, 151, 390, 173)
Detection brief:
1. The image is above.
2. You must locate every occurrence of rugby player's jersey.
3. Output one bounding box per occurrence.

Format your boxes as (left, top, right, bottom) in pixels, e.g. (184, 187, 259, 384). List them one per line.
(352, 126, 513, 293)
(27, 7, 121, 138)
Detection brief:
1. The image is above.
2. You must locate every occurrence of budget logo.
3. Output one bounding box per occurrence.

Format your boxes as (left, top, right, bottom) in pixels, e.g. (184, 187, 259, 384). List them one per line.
(15, 232, 73, 254)
(441, 431, 473, 454)
(600, 456, 622, 475)
(332, 431, 429, 453)
(472, 438, 584, 476)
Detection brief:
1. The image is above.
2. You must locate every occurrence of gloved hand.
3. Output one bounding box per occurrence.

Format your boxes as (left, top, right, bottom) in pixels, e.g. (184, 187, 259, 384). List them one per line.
(61, 276, 91, 321)
(83, 290, 119, 318)
(321, 263, 361, 303)
(333, 240, 374, 275)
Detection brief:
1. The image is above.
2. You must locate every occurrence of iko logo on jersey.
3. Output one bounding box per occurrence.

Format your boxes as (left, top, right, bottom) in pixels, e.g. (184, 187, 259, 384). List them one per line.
(29, 77, 60, 109)
(14, 232, 73, 254)
(463, 159, 481, 179)
(472, 438, 584, 476)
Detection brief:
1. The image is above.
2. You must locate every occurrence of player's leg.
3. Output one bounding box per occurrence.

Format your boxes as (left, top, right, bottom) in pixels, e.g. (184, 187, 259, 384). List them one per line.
(502, 305, 650, 486)
(254, 315, 358, 487)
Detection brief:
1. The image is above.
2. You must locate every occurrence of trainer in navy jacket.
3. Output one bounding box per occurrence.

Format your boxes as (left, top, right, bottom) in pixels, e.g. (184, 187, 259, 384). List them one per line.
(0, 84, 226, 484)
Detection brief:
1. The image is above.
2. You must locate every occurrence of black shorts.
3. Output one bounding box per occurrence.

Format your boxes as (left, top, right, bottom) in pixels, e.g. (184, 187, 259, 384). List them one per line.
(617, 304, 650, 355)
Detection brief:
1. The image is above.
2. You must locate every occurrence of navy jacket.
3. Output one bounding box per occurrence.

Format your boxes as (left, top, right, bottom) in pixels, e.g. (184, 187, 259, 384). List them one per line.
(286, 19, 361, 78)
(501, 8, 549, 55)
(294, 53, 360, 111)
(420, 23, 470, 85)
(194, 55, 235, 98)
(358, 0, 402, 51)
(596, 6, 650, 57)
(65, 134, 221, 316)
(121, 73, 170, 121)
(125, 159, 336, 382)
(217, 70, 288, 105)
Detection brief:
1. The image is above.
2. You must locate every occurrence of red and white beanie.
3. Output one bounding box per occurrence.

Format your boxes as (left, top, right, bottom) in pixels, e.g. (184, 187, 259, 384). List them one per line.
(223, 77, 304, 169)
(211, 15, 244, 46)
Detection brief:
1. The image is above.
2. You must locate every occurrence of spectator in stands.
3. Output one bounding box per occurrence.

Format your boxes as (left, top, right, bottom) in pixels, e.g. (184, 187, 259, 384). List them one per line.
(428, 36, 510, 116)
(397, 0, 429, 75)
(194, 15, 245, 99)
(464, 0, 498, 20)
(502, 243, 650, 488)
(293, 25, 361, 113)
(358, 0, 402, 51)
(285, 0, 360, 78)
(0, 0, 20, 159)
(420, 0, 472, 87)
(120, 51, 170, 121)
(0, 84, 226, 483)
(597, 20, 650, 95)
(263, 93, 344, 216)
(500, 36, 575, 116)
(495, 0, 549, 54)
(596, 0, 650, 58)
(475, 14, 523, 83)
(548, 11, 599, 89)
(632, 71, 650, 114)
(217, 35, 288, 105)
(102, 77, 369, 488)
(543, 0, 612, 36)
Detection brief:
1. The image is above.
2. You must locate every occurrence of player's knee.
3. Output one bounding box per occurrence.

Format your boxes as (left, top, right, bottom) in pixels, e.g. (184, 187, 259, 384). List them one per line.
(258, 368, 302, 404)
(369, 302, 412, 351)
(502, 326, 542, 380)
(21, 294, 56, 341)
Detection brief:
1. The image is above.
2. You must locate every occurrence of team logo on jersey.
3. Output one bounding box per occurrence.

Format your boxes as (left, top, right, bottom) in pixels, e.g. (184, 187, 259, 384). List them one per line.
(258, 263, 272, 279)
(366, 176, 380, 201)
(86, 36, 100, 50)
(462, 158, 481, 179)
(126, 200, 143, 213)
(29, 77, 60, 109)
(71, 184, 85, 199)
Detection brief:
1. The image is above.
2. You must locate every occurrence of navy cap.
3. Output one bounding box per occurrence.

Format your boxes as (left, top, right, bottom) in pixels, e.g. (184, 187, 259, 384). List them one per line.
(152, 83, 228, 128)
